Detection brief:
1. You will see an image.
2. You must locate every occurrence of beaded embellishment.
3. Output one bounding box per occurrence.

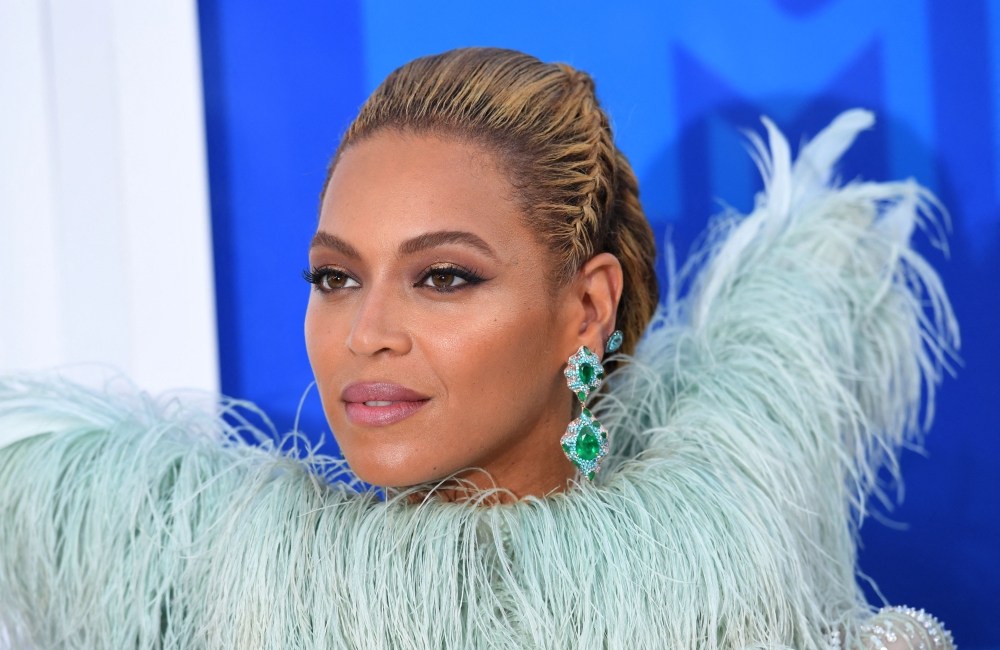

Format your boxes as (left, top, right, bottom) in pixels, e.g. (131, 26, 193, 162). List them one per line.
(823, 606, 956, 650)
(860, 606, 956, 650)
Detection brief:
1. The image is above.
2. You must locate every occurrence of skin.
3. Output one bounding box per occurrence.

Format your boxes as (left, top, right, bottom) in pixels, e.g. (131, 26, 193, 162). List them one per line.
(304, 131, 623, 499)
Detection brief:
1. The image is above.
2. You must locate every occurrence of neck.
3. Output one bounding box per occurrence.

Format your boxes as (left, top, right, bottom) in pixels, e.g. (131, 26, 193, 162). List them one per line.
(408, 403, 578, 503)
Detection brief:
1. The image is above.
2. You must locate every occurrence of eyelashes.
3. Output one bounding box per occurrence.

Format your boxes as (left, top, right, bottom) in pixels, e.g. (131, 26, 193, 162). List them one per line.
(303, 264, 488, 294)
(416, 264, 487, 292)
(302, 267, 360, 292)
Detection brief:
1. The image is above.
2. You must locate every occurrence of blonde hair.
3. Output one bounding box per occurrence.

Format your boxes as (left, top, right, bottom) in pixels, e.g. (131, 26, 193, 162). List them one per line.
(326, 47, 658, 354)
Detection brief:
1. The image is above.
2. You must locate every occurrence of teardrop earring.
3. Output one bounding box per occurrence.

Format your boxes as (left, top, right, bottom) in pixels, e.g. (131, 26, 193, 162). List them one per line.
(605, 329, 623, 354)
(561, 345, 610, 481)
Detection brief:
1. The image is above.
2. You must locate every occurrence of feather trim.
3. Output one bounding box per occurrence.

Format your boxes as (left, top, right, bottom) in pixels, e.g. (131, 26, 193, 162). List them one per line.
(0, 110, 958, 649)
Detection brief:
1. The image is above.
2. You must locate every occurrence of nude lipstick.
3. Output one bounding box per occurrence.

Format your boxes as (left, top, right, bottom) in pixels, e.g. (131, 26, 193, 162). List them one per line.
(341, 382, 429, 426)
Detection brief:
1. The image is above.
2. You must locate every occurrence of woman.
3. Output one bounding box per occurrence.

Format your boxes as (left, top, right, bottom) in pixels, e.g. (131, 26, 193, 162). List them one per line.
(0, 48, 956, 649)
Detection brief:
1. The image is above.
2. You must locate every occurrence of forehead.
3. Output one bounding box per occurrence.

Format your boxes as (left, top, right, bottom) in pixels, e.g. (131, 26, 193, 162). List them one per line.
(320, 132, 522, 245)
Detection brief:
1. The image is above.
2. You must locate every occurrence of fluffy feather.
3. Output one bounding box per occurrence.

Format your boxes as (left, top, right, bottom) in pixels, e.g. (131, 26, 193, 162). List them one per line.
(0, 111, 958, 649)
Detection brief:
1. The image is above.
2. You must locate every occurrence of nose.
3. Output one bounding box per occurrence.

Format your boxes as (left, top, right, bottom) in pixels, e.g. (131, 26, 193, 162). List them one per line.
(345, 281, 412, 357)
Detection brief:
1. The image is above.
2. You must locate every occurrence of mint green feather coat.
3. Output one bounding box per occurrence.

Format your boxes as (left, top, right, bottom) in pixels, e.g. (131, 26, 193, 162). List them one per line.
(0, 111, 958, 649)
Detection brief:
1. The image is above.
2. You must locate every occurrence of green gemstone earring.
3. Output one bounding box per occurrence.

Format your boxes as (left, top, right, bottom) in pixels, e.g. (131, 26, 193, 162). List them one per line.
(561, 345, 611, 480)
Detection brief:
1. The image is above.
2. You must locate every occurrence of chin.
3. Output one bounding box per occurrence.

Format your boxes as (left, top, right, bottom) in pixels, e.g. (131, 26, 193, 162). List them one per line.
(339, 442, 456, 489)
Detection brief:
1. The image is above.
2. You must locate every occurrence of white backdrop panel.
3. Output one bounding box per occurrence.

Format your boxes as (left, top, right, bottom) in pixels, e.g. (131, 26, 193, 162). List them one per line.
(0, 0, 218, 394)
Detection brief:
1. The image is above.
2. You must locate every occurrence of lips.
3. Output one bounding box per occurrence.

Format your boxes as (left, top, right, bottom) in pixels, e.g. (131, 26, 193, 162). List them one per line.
(341, 382, 429, 426)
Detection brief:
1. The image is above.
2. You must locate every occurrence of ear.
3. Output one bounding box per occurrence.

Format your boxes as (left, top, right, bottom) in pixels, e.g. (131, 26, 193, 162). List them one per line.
(571, 252, 623, 360)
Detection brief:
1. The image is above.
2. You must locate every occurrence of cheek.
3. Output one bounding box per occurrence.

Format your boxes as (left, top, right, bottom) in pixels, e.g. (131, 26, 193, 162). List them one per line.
(419, 290, 562, 429)
(304, 297, 347, 379)
(303, 299, 323, 364)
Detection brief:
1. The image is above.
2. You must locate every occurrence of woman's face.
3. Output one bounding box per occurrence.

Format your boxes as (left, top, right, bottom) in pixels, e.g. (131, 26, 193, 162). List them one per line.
(305, 131, 621, 497)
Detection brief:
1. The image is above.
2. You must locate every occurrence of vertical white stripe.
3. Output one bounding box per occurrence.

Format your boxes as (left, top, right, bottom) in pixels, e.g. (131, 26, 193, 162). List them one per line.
(48, 0, 132, 372)
(111, 0, 218, 393)
(0, 1, 64, 371)
(0, 0, 218, 394)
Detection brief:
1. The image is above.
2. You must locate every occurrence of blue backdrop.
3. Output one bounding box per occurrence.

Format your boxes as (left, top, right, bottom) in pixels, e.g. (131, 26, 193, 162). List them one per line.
(197, 1, 999, 645)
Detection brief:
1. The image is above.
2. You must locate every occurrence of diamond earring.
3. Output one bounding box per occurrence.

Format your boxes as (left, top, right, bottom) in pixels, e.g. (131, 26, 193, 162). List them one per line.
(561, 346, 610, 481)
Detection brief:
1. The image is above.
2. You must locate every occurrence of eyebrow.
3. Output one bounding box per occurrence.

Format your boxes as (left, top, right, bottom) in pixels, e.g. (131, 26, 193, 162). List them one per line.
(309, 231, 362, 259)
(398, 230, 497, 259)
(309, 229, 498, 261)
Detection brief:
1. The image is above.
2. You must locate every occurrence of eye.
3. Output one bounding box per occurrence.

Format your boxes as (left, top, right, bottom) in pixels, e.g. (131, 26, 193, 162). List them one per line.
(415, 265, 487, 293)
(322, 271, 359, 290)
(423, 271, 468, 289)
(303, 267, 360, 292)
